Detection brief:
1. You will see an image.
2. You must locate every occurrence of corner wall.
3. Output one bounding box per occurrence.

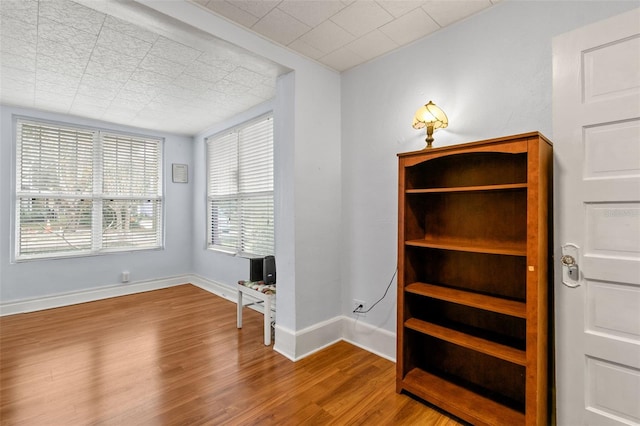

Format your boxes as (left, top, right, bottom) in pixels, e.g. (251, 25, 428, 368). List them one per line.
(0, 105, 194, 303)
(140, 0, 343, 355)
(340, 0, 639, 343)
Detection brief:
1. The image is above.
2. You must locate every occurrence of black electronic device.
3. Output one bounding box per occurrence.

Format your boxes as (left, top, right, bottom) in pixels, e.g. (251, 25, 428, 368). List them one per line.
(249, 258, 263, 282)
(264, 255, 276, 285)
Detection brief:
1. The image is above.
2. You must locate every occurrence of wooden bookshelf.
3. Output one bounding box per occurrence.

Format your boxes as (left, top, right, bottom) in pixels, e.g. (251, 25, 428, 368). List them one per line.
(396, 132, 553, 425)
(405, 282, 526, 318)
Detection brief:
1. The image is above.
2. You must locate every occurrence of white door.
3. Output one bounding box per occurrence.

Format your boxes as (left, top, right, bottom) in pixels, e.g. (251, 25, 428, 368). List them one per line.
(553, 8, 640, 426)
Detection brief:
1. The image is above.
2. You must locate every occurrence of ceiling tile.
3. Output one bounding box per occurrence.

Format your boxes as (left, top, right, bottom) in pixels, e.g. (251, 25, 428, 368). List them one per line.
(2, 78, 34, 98)
(129, 68, 175, 86)
(1, 0, 288, 135)
(252, 8, 310, 46)
(320, 46, 365, 71)
(84, 61, 136, 84)
(37, 17, 97, 48)
(103, 15, 158, 44)
(90, 45, 140, 70)
(213, 78, 252, 96)
(36, 69, 80, 92)
(95, 27, 153, 59)
(102, 108, 139, 124)
(69, 103, 107, 119)
(75, 86, 118, 102)
(225, 66, 271, 87)
(1, 35, 36, 58)
(1, 66, 35, 84)
(229, 0, 280, 19)
(422, 0, 492, 27)
(173, 73, 219, 92)
(35, 91, 74, 111)
(196, 52, 238, 72)
(1, 15, 37, 44)
(111, 92, 152, 110)
(120, 79, 160, 98)
(73, 94, 112, 108)
(288, 38, 326, 60)
(35, 79, 78, 96)
(38, 0, 105, 35)
(37, 36, 93, 63)
(330, 1, 393, 37)
(276, 0, 346, 27)
(156, 83, 201, 100)
(298, 20, 355, 55)
(79, 74, 124, 93)
(1, 51, 35, 72)
(345, 29, 398, 62)
(182, 60, 231, 83)
(36, 53, 86, 78)
(201, 1, 260, 28)
(250, 83, 276, 100)
(148, 36, 202, 65)
(139, 54, 186, 78)
(379, 7, 439, 45)
(149, 95, 190, 109)
(377, 1, 426, 18)
(0, 0, 38, 26)
(77, 76, 122, 101)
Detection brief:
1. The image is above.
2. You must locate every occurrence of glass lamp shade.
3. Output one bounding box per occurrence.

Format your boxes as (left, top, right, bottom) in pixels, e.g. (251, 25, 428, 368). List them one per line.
(412, 101, 448, 148)
(412, 101, 448, 130)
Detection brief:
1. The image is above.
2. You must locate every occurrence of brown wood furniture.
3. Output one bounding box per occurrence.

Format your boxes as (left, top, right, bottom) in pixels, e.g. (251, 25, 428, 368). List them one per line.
(396, 132, 553, 425)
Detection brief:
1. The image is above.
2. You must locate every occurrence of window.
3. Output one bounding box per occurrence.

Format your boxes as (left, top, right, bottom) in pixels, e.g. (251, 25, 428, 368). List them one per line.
(207, 115, 274, 256)
(15, 119, 163, 260)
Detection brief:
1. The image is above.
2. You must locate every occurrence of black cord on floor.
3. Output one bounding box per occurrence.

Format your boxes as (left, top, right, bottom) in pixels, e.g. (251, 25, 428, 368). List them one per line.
(353, 268, 397, 314)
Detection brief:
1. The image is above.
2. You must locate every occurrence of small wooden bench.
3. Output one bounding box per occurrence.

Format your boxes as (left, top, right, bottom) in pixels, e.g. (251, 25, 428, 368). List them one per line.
(237, 280, 276, 345)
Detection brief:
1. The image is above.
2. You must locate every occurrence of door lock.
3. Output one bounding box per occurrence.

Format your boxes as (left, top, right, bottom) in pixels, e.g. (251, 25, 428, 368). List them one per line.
(561, 244, 580, 288)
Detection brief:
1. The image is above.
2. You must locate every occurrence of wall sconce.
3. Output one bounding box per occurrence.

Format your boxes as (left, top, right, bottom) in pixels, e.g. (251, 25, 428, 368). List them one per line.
(412, 101, 448, 149)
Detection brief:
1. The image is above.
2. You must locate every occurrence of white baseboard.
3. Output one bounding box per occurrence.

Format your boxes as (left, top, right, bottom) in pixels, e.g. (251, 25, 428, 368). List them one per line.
(0, 275, 190, 316)
(342, 316, 396, 362)
(273, 315, 396, 362)
(273, 316, 343, 361)
(188, 274, 237, 303)
(1, 275, 396, 364)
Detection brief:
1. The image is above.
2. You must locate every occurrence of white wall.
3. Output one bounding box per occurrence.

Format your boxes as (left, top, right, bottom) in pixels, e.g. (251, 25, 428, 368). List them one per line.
(340, 1, 639, 333)
(4, 0, 632, 360)
(0, 105, 194, 302)
(140, 1, 343, 339)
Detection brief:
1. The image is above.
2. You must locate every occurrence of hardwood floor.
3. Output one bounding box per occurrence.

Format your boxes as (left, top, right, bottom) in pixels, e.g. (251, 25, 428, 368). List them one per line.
(0, 284, 462, 425)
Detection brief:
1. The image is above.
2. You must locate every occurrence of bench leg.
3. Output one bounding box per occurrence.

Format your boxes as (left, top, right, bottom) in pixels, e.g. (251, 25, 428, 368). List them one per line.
(264, 295, 271, 345)
(237, 290, 243, 329)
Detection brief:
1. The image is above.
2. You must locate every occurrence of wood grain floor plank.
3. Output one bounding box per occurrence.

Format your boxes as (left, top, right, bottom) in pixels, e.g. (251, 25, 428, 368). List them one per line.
(0, 284, 463, 425)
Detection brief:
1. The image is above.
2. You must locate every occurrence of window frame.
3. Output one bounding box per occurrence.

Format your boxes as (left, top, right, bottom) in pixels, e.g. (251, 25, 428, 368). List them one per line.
(13, 116, 165, 262)
(206, 113, 274, 258)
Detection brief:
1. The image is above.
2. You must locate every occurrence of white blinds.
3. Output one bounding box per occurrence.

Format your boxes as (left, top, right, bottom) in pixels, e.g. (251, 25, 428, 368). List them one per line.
(101, 133, 163, 250)
(15, 119, 163, 259)
(207, 115, 274, 256)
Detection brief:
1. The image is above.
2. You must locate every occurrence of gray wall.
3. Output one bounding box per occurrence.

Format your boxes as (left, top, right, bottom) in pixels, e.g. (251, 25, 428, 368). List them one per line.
(0, 105, 194, 301)
(340, 1, 639, 332)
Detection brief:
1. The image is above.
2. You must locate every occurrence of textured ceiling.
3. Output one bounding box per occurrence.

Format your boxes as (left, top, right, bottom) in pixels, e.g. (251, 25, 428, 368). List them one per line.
(192, 0, 500, 72)
(0, 0, 289, 135)
(0, 0, 498, 136)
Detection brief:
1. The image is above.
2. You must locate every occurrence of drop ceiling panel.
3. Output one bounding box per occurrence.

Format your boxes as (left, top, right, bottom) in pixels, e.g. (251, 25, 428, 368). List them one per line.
(422, 0, 493, 27)
(0, 0, 289, 136)
(1, 0, 499, 135)
(195, 0, 499, 72)
(277, 0, 346, 27)
(330, 1, 394, 37)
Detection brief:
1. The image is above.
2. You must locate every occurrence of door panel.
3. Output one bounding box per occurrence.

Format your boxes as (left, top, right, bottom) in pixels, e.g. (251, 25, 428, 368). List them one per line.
(553, 8, 640, 426)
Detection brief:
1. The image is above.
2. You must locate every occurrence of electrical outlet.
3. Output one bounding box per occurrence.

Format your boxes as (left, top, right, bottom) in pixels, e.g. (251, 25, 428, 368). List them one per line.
(122, 271, 130, 283)
(353, 299, 366, 316)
